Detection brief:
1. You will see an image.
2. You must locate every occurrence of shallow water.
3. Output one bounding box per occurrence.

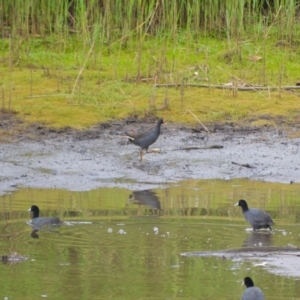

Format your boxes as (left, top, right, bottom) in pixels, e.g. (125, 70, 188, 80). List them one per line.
(0, 179, 300, 300)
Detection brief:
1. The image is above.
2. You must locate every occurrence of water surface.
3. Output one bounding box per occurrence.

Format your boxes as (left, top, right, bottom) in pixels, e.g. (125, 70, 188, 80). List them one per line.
(1, 179, 300, 299)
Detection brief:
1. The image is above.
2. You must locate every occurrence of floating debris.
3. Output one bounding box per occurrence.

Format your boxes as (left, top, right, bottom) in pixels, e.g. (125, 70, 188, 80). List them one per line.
(1, 253, 29, 264)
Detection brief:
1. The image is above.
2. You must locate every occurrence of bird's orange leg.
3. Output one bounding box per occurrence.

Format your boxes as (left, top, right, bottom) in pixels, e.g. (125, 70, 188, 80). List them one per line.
(139, 149, 143, 161)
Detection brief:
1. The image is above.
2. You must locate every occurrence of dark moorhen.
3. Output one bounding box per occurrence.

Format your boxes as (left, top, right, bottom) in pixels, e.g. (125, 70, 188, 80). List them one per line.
(235, 199, 274, 231)
(125, 118, 165, 161)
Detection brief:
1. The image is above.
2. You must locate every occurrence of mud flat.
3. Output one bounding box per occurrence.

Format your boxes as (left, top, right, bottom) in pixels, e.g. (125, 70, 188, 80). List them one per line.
(181, 243, 300, 278)
(0, 119, 300, 195)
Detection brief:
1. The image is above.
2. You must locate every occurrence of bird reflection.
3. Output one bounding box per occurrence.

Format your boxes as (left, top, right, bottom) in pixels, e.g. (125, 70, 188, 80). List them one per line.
(128, 190, 161, 210)
(31, 229, 39, 239)
(242, 231, 273, 248)
(29, 224, 60, 239)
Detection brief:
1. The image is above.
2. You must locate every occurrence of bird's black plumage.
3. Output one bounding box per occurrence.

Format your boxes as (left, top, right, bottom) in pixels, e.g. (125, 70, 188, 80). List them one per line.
(125, 118, 165, 161)
(242, 277, 265, 300)
(235, 199, 274, 231)
(28, 205, 61, 228)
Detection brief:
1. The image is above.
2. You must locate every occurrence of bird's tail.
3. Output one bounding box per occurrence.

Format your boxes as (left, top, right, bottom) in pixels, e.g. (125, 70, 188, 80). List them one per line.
(124, 132, 135, 141)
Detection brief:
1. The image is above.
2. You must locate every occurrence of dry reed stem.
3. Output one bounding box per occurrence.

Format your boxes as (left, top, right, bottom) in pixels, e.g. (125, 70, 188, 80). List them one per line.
(184, 110, 211, 134)
(71, 39, 96, 101)
(2, 87, 4, 111)
(154, 83, 300, 91)
(25, 94, 68, 98)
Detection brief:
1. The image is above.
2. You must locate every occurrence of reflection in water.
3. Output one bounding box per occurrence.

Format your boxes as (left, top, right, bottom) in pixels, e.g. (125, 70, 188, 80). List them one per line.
(243, 232, 273, 247)
(28, 223, 60, 239)
(1, 179, 300, 299)
(31, 229, 39, 239)
(128, 190, 161, 210)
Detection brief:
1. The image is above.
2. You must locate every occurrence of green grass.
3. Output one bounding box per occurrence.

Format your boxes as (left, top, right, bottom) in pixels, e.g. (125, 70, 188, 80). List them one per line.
(1, 30, 300, 129)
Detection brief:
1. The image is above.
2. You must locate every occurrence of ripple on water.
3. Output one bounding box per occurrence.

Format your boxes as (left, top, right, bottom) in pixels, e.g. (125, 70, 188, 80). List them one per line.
(1, 179, 300, 300)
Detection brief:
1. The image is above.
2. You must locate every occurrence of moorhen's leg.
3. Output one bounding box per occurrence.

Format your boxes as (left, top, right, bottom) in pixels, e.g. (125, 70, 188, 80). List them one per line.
(139, 149, 143, 161)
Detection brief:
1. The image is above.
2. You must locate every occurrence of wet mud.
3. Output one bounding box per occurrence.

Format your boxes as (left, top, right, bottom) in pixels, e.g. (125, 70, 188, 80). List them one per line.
(0, 114, 300, 195)
(181, 243, 300, 277)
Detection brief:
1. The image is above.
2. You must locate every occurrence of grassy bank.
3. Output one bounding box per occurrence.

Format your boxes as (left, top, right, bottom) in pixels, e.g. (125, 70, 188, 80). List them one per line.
(0, 1, 300, 129)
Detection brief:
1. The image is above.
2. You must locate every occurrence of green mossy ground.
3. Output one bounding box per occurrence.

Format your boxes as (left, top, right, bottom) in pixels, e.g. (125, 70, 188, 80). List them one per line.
(1, 34, 300, 129)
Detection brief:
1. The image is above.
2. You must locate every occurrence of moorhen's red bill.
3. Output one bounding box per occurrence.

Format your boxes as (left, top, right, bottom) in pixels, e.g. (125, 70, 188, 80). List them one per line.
(125, 118, 165, 161)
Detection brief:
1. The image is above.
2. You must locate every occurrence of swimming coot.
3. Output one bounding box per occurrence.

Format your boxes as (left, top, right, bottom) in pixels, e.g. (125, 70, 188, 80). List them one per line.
(28, 205, 61, 227)
(235, 199, 274, 231)
(125, 118, 165, 161)
(242, 277, 265, 300)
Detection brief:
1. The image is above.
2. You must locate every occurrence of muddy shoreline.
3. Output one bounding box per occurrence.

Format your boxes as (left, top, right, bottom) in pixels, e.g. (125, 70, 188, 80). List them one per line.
(181, 244, 300, 278)
(0, 116, 300, 195)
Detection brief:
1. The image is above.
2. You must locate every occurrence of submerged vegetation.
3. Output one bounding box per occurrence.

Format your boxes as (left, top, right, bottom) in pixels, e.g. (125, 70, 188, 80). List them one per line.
(0, 0, 300, 128)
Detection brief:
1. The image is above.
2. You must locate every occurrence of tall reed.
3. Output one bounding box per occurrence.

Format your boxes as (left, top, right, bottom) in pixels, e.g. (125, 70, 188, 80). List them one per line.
(1, 1, 298, 41)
